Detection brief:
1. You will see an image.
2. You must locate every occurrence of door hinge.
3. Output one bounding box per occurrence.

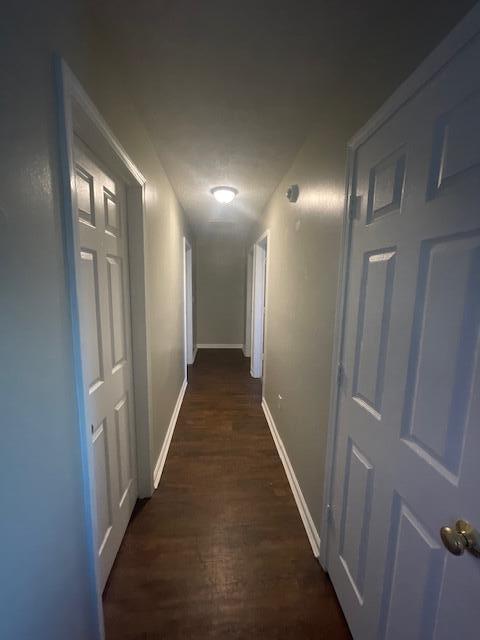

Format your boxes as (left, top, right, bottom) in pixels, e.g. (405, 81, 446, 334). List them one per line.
(337, 362, 345, 388)
(348, 194, 359, 221)
(326, 503, 335, 526)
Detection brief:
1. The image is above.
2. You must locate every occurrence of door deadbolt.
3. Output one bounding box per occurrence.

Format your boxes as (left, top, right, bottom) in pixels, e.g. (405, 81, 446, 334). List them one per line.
(440, 520, 480, 557)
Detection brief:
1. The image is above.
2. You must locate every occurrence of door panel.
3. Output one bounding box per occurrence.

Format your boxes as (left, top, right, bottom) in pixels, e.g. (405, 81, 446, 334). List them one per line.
(79, 250, 104, 391)
(106, 255, 127, 369)
(402, 233, 480, 475)
(339, 440, 373, 602)
(92, 420, 113, 553)
(429, 89, 480, 194)
(352, 248, 396, 418)
(76, 166, 95, 226)
(434, 556, 480, 640)
(328, 23, 480, 640)
(366, 148, 406, 223)
(104, 187, 121, 237)
(380, 499, 443, 640)
(114, 394, 132, 506)
(74, 138, 137, 590)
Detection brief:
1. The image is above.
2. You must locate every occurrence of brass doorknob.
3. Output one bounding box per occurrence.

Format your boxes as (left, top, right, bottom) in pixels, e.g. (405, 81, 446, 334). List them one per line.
(440, 520, 480, 557)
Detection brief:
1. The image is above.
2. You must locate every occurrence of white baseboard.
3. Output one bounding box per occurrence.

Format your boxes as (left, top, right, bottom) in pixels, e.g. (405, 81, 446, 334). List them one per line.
(153, 378, 187, 489)
(242, 345, 251, 357)
(262, 398, 321, 558)
(197, 343, 243, 349)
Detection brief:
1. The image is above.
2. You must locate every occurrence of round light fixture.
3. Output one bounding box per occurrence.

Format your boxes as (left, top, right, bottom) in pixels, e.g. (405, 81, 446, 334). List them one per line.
(210, 186, 238, 204)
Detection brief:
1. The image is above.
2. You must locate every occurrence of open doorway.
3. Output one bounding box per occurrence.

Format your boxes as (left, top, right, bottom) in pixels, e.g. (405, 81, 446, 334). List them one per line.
(243, 248, 254, 358)
(251, 231, 269, 380)
(183, 238, 194, 376)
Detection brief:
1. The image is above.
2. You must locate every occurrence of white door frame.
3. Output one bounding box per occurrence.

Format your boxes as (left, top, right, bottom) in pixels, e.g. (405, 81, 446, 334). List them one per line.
(183, 237, 194, 372)
(55, 57, 155, 639)
(319, 6, 480, 571)
(243, 248, 254, 357)
(251, 230, 269, 382)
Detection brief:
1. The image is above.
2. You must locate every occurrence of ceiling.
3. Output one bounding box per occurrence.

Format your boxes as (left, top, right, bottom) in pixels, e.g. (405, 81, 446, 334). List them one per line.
(94, 0, 474, 235)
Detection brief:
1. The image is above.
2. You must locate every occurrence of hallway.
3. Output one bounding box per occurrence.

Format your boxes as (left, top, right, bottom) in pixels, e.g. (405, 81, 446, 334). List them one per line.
(103, 350, 350, 639)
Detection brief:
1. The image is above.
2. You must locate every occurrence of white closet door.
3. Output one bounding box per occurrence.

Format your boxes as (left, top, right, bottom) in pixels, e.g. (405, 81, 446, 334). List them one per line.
(74, 138, 137, 590)
(328, 25, 480, 640)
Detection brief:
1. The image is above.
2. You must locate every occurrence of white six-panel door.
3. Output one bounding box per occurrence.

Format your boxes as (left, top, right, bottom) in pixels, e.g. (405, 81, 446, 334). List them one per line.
(327, 21, 480, 640)
(74, 138, 137, 590)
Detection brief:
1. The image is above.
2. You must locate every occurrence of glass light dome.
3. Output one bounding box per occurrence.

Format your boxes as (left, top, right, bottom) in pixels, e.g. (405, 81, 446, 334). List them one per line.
(210, 186, 238, 204)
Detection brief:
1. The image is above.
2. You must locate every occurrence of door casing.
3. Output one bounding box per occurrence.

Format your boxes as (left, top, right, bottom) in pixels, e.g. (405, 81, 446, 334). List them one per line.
(244, 248, 254, 357)
(251, 230, 270, 384)
(55, 57, 155, 639)
(183, 237, 194, 370)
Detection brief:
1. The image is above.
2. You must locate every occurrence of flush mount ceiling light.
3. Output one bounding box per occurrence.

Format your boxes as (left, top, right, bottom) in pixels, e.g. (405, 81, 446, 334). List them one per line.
(210, 186, 238, 204)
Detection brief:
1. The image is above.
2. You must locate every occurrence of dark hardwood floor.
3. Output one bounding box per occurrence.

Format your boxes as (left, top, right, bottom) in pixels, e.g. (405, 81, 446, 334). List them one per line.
(103, 349, 351, 639)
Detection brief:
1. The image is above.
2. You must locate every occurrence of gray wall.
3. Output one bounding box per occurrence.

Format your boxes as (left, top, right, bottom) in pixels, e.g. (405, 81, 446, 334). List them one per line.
(0, 2, 190, 638)
(247, 3, 474, 539)
(196, 230, 246, 345)
(249, 112, 361, 534)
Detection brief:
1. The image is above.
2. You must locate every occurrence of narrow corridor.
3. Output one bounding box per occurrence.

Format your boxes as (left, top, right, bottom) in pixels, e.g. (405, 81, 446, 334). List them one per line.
(103, 350, 350, 639)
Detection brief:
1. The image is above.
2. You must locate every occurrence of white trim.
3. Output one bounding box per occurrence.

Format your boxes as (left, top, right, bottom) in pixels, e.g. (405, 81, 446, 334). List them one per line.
(55, 57, 154, 639)
(255, 228, 269, 246)
(320, 4, 480, 571)
(183, 238, 194, 371)
(262, 398, 321, 558)
(251, 230, 270, 381)
(197, 343, 243, 349)
(319, 148, 354, 570)
(182, 237, 187, 378)
(153, 379, 187, 489)
(244, 249, 254, 357)
(192, 346, 198, 363)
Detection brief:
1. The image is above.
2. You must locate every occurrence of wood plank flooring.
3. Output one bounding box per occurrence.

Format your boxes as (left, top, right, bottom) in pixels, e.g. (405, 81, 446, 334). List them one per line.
(103, 349, 351, 639)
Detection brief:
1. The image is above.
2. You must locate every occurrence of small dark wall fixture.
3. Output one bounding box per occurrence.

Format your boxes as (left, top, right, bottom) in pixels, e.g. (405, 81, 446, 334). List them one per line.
(286, 184, 300, 203)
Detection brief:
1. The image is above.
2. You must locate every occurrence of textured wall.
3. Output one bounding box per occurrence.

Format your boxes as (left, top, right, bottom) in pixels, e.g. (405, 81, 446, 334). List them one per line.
(248, 112, 360, 534)
(195, 230, 246, 345)
(247, 0, 474, 539)
(0, 2, 190, 638)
